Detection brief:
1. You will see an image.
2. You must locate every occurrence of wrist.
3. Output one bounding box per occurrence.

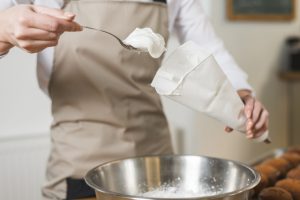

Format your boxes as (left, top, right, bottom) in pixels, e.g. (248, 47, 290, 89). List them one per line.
(237, 89, 253, 101)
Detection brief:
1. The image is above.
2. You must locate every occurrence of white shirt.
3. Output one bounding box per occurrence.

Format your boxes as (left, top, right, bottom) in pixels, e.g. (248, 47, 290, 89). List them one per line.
(0, 0, 253, 94)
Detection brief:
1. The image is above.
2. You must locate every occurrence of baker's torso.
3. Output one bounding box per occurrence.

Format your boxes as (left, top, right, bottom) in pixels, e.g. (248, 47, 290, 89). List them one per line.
(43, 1, 173, 199)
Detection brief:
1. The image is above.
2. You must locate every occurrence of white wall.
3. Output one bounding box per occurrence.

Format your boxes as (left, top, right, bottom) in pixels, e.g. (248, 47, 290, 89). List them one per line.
(0, 136, 50, 200)
(0, 49, 52, 138)
(0, 48, 51, 200)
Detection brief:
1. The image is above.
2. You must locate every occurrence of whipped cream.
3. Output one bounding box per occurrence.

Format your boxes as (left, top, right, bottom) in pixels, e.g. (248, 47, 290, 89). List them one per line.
(123, 28, 166, 58)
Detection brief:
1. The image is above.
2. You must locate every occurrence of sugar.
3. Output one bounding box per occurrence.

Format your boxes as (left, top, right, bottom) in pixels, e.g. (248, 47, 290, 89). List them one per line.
(138, 179, 224, 198)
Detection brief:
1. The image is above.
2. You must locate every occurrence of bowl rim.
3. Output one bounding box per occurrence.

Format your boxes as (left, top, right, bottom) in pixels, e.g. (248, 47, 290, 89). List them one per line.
(85, 154, 260, 200)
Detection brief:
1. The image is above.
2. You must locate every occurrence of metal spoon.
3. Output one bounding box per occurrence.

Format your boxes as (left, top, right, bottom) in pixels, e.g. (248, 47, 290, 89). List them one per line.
(82, 26, 139, 51)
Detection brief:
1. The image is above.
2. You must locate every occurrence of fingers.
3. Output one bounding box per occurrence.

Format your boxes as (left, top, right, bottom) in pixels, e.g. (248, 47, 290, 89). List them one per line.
(16, 6, 81, 53)
(243, 96, 255, 135)
(241, 95, 269, 140)
(244, 96, 255, 119)
(246, 107, 269, 140)
(1, 5, 82, 53)
(31, 5, 75, 21)
(17, 39, 58, 53)
(252, 101, 263, 124)
(246, 120, 254, 138)
(255, 110, 269, 130)
(253, 124, 268, 139)
(15, 28, 60, 41)
(0, 41, 13, 54)
(15, 28, 62, 53)
(28, 12, 82, 33)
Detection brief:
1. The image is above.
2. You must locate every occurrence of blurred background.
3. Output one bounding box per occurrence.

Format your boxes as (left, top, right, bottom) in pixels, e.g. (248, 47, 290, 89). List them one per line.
(1, 0, 300, 199)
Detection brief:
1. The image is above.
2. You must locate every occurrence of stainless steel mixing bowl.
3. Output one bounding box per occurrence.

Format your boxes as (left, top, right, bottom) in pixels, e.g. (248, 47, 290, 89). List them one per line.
(85, 155, 260, 200)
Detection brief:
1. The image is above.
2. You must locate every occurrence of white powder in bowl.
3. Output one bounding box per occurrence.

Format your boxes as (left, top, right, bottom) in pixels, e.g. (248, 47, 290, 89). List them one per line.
(137, 179, 224, 198)
(123, 28, 166, 58)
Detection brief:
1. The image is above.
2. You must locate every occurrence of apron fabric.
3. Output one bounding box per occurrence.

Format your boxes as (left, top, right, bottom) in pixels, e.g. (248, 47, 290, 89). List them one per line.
(43, 0, 172, 199)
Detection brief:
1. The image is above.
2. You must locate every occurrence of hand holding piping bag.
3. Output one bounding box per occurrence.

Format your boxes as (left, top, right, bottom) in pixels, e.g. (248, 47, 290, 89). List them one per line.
(225, 90, 271, 143)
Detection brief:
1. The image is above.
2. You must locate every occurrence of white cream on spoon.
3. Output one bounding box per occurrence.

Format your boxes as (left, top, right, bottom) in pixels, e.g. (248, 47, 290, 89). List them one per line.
(123, 28, 166, 58)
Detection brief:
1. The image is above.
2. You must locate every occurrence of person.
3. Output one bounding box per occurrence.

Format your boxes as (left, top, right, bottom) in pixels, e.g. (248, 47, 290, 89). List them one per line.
(0, 0, 269, 199)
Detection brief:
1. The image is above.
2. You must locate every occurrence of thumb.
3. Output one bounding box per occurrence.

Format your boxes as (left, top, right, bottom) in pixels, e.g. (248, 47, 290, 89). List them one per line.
(31, 5, 75, 21)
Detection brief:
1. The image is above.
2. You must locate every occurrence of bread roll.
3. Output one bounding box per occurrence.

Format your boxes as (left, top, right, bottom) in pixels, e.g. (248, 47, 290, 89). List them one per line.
(259, 187, 293, 200)
(287, 147, 300, 155)
(255, 164, 280, 185)
(276, 178, 300, 200)
(254, 173, 269, 196)
(287, 168, 300, 180)
(282, 152, 300, 167)
(263, 158, 292, 177)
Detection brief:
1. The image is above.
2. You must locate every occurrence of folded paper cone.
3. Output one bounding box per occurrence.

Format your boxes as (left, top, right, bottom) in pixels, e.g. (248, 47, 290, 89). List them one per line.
(151, 41, 270, 143)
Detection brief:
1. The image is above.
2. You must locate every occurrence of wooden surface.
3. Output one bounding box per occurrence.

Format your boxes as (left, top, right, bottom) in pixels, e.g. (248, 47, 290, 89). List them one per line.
(279, 71, 300, 81)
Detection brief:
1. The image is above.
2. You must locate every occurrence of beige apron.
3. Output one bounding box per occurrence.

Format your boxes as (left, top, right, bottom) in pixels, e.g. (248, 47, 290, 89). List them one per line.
(43, 0, 173, 199)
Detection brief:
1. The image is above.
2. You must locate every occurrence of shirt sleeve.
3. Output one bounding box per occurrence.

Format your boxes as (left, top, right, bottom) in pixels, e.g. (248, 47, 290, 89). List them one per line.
(169, 0, 253, 92)
(1, 0, 64, 9)
(0, 0, 14, 10)
(0, 51, 9, 58)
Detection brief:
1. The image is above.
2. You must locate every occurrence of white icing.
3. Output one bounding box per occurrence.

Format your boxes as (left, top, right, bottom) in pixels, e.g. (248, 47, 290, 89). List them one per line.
(123, 28, 166, 58)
